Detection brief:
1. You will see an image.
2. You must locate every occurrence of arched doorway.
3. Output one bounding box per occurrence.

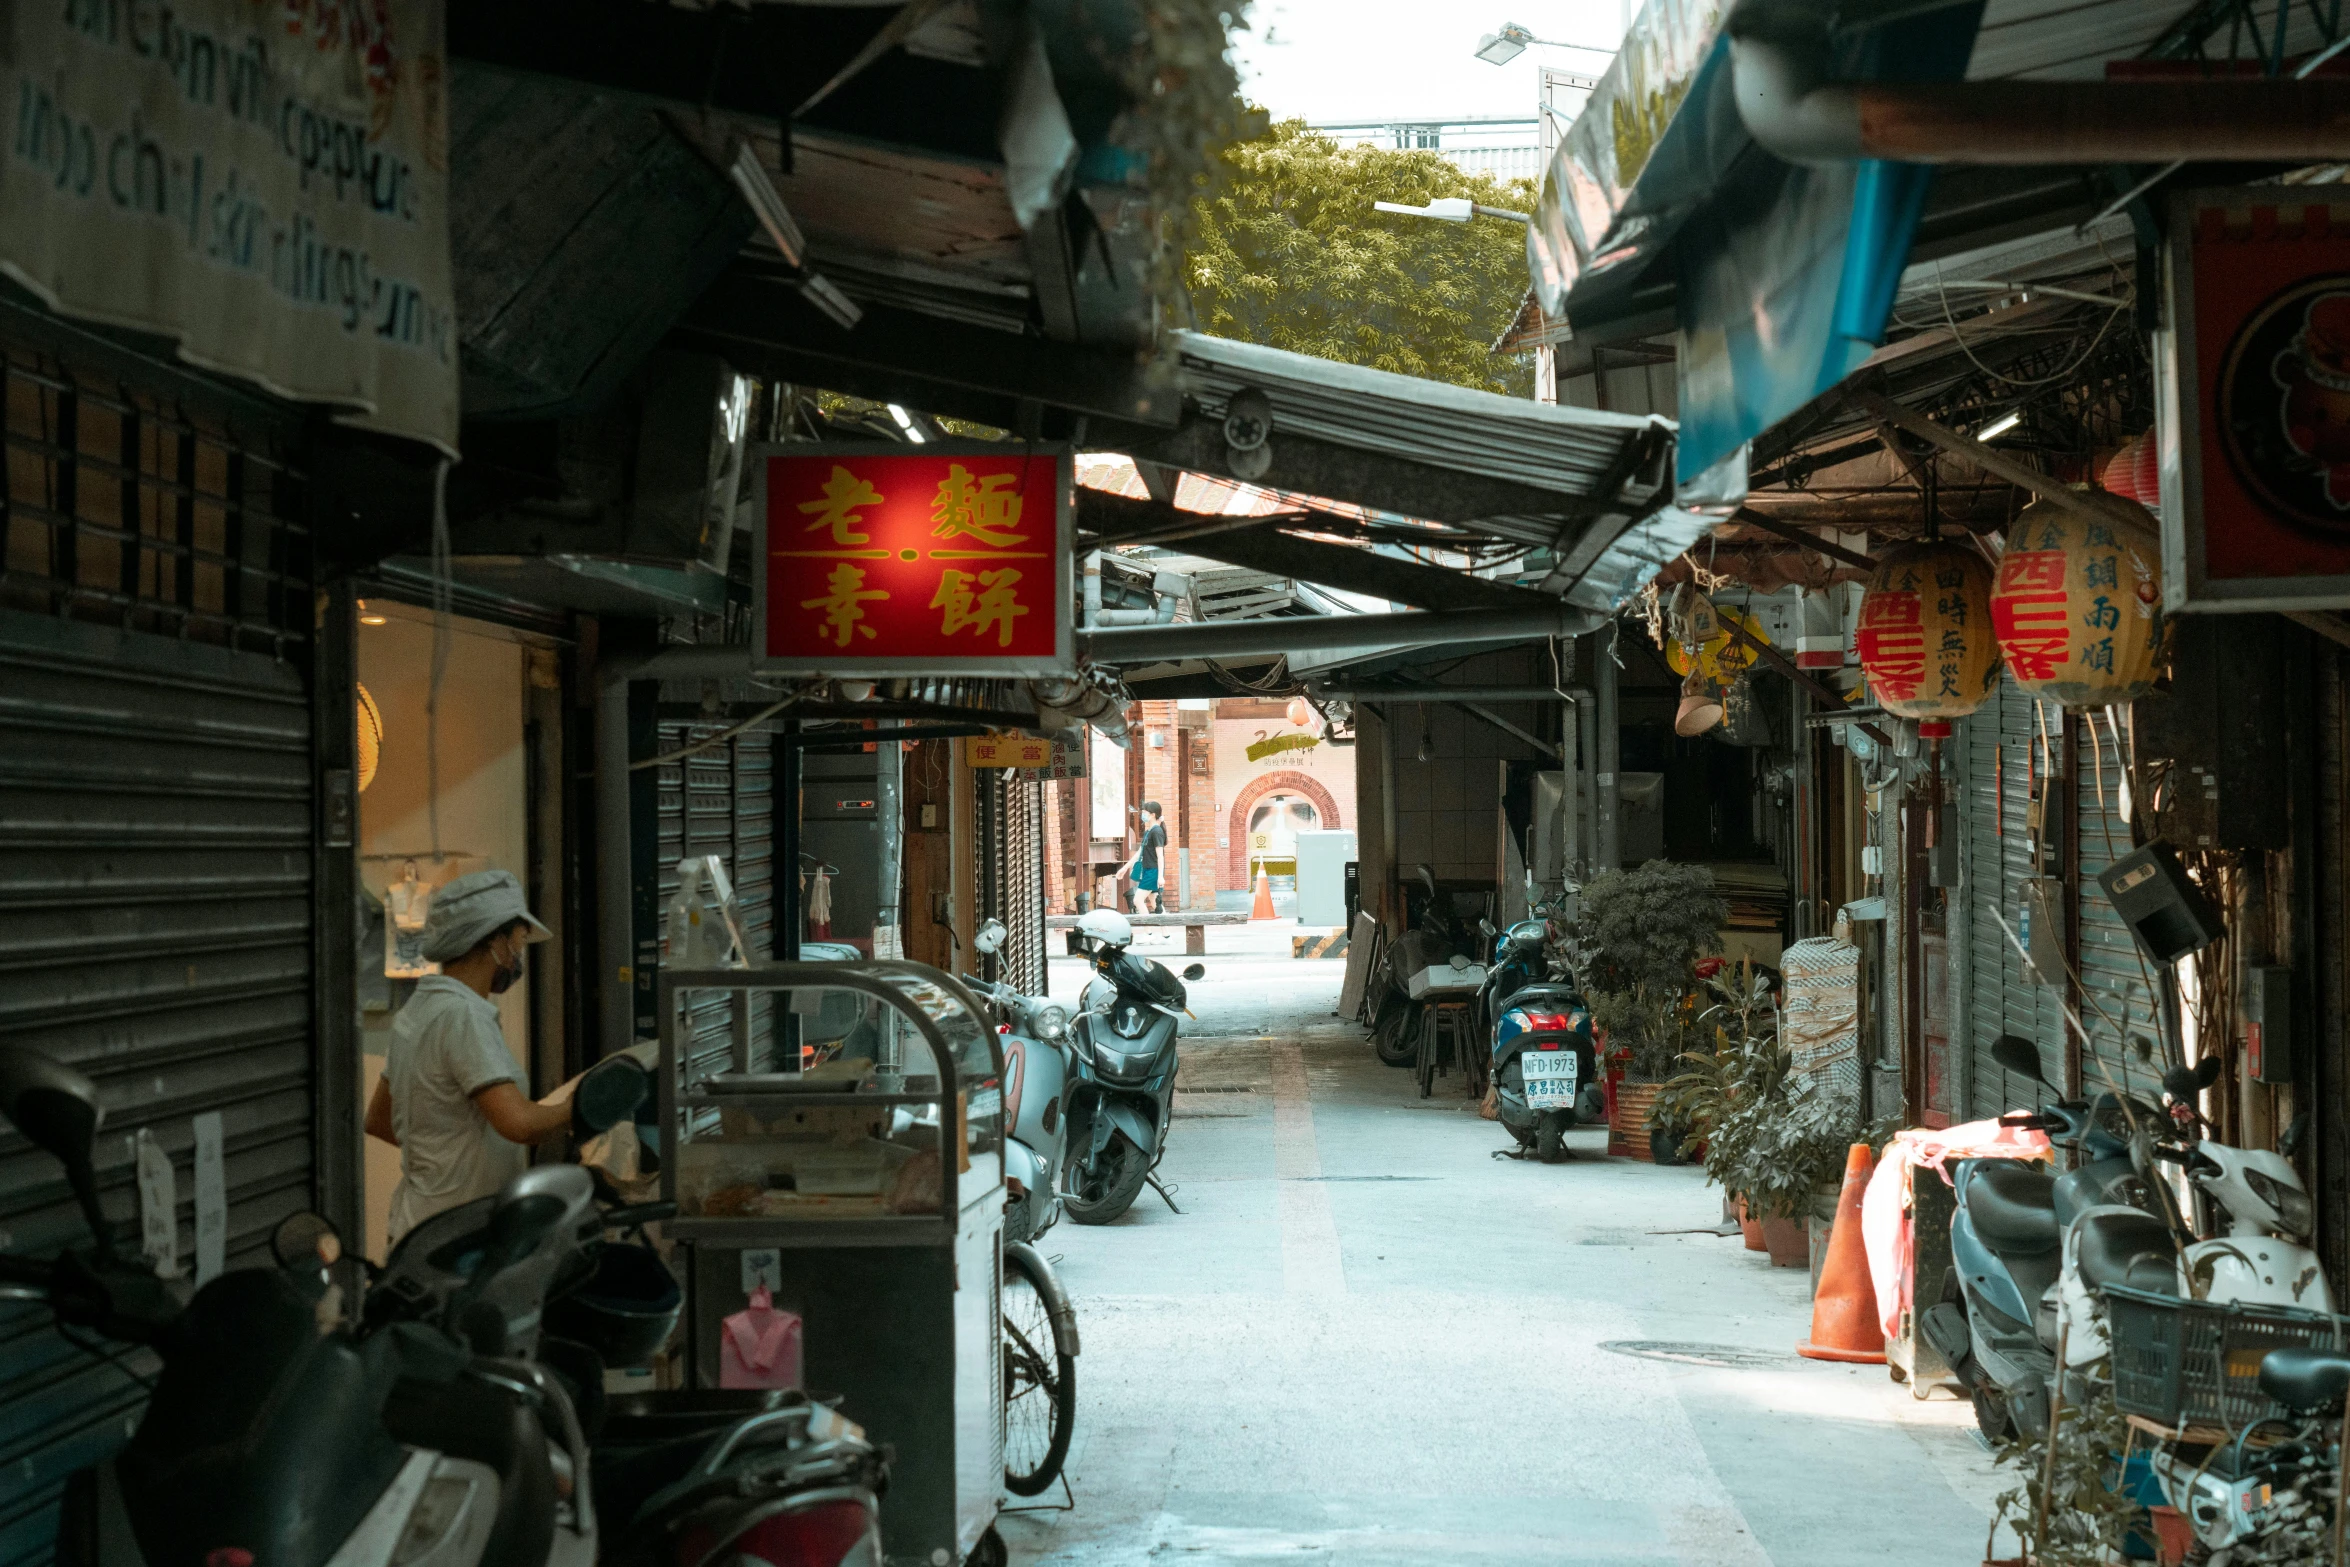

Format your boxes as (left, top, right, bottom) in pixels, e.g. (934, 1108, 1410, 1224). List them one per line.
(1226, 770, 1341, 888)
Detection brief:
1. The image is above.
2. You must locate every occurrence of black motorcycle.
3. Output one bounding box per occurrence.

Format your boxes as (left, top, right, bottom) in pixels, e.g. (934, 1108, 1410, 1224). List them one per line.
(1368, 866, 1489, 1092)
(1061, 923, 1204, 1225)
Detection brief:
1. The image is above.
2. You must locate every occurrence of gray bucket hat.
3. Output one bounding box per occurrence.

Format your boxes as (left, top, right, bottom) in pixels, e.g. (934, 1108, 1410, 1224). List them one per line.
(419, 869, 551, 963)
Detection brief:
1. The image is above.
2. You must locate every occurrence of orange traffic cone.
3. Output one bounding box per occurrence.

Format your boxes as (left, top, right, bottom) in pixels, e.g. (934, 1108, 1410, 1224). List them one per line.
(1797, 1141, 1887, 1363)
(1250, 868, 1276, 921)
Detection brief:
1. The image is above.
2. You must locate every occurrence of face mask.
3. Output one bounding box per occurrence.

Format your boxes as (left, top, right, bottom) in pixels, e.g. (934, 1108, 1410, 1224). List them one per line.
(489, 939, 526, 995)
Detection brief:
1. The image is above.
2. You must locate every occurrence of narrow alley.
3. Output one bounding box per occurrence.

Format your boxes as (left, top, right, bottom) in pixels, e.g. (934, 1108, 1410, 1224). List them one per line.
(1003, 930, 2011, 1566)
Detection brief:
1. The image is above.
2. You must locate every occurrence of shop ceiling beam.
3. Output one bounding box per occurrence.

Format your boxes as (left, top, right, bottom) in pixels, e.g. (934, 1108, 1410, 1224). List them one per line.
(1080, 602, 1600, 663)
(1732, 34, 2350, 163)
(1078, 491, 1557, 612)
(1304, 685, 1585, 703)
(1854, 392, 2142, 531)
(1727, 507, 1878, 570)
(673, 272, 1181, 429)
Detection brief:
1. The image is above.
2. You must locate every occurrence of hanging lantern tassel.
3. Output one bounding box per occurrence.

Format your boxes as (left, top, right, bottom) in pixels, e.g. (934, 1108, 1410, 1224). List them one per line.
(1989, 497, 2165, 708)
(1854, 542, 2002, 727)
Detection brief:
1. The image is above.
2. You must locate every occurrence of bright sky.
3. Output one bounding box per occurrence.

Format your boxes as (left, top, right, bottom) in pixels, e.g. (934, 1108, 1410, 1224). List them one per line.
(1231, 0, 1628, 125)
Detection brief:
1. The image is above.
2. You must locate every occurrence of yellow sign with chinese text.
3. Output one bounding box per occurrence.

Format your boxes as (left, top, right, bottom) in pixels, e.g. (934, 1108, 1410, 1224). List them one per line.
(971, 734, 1053, 768)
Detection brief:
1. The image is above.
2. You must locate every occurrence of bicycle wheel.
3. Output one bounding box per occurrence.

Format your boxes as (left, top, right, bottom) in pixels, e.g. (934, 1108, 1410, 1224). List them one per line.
(1002, 1246, 1076, 1495)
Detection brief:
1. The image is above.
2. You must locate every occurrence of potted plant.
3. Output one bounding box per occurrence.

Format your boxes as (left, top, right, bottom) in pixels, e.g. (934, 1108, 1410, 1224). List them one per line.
(1575, 864, 1727, 1160)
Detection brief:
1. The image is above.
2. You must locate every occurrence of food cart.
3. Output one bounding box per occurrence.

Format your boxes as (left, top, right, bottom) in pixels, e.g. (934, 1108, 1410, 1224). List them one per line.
(657, 959, 1006, 1567)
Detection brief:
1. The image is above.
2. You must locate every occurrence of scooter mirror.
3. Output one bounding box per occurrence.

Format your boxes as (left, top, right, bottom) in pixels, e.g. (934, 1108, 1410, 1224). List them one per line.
(2282, 1108, 2312, 1160)
(2193, 1055, 2223, 1091)
(973, 917, 1007, 956)
(0, 1047, 110, 1255)
(1416, 864, 1437, 898)
(271, 1210, 343, 1270)
(1478, 918, 1497, 938)
(1182, 963, 1206, 981)
(1990, 1034, 2049, 1084)
(2162, 1063, 2203, 1103)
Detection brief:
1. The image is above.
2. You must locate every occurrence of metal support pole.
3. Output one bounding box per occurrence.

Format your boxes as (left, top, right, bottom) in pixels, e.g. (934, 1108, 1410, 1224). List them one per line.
(1596, 621, 1621, 870)
(875, 730, 903, 953)
(778, 720, 802, 957)
(595, 673, 635, 1062)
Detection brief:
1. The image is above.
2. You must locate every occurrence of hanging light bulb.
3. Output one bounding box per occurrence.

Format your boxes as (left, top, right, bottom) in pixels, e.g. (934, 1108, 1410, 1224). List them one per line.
(1674, 669, 1725, 736)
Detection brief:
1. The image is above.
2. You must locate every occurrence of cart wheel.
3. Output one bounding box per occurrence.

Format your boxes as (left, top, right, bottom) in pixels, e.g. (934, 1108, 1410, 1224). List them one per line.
(1003, 1247, 1076, 1497)
(966, 1525, 1009, 1567)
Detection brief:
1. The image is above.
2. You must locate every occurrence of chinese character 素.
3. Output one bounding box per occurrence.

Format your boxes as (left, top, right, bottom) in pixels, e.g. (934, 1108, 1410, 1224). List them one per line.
(799, 466, 885, 546)
(930, 464, 1029, 548)
(802, 563, 887, 647)
(931, 567, 1030, 647)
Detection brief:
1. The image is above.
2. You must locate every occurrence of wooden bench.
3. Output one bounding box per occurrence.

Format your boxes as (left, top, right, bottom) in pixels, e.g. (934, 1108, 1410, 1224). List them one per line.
(1046, 910, 1250, 955)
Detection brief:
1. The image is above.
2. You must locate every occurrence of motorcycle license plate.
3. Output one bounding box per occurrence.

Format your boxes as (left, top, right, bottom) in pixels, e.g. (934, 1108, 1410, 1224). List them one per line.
(1521, 1050, 1577, 1109)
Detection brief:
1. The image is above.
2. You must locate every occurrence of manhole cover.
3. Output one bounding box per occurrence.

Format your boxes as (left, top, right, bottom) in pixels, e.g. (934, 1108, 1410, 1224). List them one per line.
(1599, 1341, 1796, 1370)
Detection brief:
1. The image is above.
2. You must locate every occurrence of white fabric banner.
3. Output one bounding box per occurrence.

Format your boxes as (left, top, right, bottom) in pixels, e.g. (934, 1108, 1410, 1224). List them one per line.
(5, 0, 457, 454)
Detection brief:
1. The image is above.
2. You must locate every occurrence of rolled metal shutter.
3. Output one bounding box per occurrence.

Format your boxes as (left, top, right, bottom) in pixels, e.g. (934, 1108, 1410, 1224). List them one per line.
(655, 722, 776, 1082)
(1956, 673, 2067, 1119)
(0, 615, 313, 1563)
(2074, 715, 2164, 1095)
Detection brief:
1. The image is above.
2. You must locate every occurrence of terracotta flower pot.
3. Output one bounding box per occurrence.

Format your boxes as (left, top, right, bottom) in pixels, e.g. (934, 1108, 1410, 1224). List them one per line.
(1759, 1213, 1808, 1268)
(1736, 1197, 1765, 1251)
(1611, 1082, 1662, 1160)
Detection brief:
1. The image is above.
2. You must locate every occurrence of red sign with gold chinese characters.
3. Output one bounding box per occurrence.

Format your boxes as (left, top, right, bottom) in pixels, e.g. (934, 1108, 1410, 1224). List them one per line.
(753, 446, 1074, 676)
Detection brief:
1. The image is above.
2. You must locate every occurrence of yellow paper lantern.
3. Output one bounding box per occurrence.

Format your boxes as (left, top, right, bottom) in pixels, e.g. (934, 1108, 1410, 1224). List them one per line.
(356, 683, 383, 793)
(1854, 542, 2001, 736)
(1989, 497, 2164, 707)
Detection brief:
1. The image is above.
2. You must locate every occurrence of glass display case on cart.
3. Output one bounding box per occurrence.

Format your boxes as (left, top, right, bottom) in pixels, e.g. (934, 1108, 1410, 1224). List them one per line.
(657, 959, 1005, 1567)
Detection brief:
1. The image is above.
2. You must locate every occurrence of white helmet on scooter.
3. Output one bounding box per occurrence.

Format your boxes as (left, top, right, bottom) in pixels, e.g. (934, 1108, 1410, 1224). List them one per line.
(1076, 907, 1133, 948)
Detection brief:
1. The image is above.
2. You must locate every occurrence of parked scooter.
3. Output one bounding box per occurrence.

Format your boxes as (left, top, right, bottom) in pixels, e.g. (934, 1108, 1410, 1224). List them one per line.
(965, 918, 1076, 1247)
(1479, 919, 1605, 1161)
(0, 1044, 885, 1567)
(1922, 1034, 2182, 1442)
(1060, 906, 1203, 1225)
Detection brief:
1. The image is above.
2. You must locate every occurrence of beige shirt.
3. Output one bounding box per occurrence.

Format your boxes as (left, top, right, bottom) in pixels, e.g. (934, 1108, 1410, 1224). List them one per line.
(384, 975, 527, 1246)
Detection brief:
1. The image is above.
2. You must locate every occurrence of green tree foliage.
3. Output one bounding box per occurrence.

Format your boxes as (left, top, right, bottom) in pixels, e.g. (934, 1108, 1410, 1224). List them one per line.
(1574, 861, 1727, 996)
(1186, 119, 1537, 396)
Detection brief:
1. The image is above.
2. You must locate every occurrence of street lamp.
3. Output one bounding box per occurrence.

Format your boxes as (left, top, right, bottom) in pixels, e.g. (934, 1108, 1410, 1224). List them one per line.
(1473, 22, 1618, 66)
(1373, 196, 1531, 225)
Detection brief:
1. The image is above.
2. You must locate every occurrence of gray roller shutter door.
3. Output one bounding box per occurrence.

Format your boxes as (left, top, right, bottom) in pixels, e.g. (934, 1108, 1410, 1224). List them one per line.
(0, 613, 313, 1565)
(655, 722, 775, 1081)
(1956, 672, 2066, 1119)
(2073, 716, 2166, 1098)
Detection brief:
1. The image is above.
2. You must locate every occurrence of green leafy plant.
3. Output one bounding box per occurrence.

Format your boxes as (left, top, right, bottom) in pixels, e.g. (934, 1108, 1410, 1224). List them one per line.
(1574, 862, 1728, 997)
(1589, 983, 1699, 1084)
(1186, 120, 1538, 395)
(1986, 1373, 2146, 1567)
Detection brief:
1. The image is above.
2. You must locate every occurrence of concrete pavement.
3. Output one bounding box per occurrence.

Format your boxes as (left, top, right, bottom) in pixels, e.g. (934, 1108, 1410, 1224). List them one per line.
(1000, 925, 2016, 1565)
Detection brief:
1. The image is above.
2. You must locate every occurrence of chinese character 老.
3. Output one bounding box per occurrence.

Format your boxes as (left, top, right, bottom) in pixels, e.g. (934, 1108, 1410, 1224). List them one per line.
(931, 567, 1030, 647)
(799, 466, 884, 546)
(802, 563, 887, 647)
(930, 464, 1029, 548)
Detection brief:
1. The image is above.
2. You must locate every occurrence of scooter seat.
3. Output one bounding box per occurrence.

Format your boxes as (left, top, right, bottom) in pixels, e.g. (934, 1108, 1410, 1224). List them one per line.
(2073, 1210, 2178, 1295)
(2260, 1348, 2350, 1413)
(1967, 1160, 2060, 1251)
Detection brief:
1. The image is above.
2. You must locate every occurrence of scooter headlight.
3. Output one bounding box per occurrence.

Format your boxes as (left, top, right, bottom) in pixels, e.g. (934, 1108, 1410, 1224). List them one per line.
(1034, 1003, 1068, 1041)
(2244, 1168, 2315, 1237)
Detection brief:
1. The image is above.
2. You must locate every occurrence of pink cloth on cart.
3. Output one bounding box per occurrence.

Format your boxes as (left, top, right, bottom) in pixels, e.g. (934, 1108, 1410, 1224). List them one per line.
(719, 1285, 805, 1390)
(1862, 1119, 2052, 1342)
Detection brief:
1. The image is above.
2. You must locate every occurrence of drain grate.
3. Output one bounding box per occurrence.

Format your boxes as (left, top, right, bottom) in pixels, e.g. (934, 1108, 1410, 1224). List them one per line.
(1178, 1085, 1258, 1094)
(1599, 1341, 1798, 1370)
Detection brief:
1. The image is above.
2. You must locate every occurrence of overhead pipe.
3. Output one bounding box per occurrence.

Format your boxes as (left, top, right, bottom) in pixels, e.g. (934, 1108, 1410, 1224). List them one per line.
(1080, 602, 1602, 663)
(1730, 32, 2350, 164)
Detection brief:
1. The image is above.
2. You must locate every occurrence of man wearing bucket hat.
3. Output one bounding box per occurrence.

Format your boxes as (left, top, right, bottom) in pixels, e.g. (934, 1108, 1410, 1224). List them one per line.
(364, 868, 574, 1244)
